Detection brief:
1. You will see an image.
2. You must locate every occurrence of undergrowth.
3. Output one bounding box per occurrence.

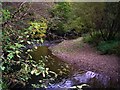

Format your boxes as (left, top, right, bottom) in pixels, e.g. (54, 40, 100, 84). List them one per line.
(97, 40, 120, 55)
(84, 34, 120, 56)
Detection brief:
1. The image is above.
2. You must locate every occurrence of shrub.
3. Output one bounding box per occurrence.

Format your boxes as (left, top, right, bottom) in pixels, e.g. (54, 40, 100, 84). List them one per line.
(83, 35, 94, 43)
(48, 2, 72, 36)
(111, 42, 120, 56)
(97, 40, 120, 55)
(2, 3, 56, 89)
(28, 18, 47, 42)
(83, 32, 103, 45)
(84, 33, 120, 56)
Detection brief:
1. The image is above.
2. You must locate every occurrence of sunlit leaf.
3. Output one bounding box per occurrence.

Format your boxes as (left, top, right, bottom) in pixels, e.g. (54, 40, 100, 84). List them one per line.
(34, 46, 38, 49)
(42, 72, 45, 77)
(27, 41, 31, 44)
(15, 50, 19, 54)
(7, 53, 14, 59)
(40, 38, 44, 43)
(31, 69, 37, 75)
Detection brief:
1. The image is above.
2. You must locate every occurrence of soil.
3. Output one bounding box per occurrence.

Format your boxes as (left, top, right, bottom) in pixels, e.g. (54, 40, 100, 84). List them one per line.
(49, 37, 120, 83)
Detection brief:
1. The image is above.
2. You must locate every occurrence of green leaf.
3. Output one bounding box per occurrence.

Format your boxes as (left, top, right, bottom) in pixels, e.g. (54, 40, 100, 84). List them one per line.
(42, 72, 45, 77)
(7, 53, 14, 59)
(0, 66, 5, 71)
(15, 50, 19, 54)
(31, 69, 37, 75)
(35, 71, 41, 76)
(40, 38, 44, 43)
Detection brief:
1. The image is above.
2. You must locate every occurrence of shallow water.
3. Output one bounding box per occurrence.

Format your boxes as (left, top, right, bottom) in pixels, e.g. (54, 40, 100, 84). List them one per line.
(30, 46, 112, 88)
(30, 46, 73, 77)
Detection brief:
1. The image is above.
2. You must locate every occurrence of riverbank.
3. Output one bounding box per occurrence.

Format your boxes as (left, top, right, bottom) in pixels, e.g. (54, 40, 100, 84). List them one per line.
(49, 37, 120, 85)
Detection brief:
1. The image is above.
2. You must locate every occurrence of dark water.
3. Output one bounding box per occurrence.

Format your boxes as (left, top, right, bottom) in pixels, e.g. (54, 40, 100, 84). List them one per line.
(30, 46, 116, 88)
(30, 46, 73, 77)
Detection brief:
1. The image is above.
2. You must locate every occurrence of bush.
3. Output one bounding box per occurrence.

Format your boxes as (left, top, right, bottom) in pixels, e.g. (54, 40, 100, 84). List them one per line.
(113, 44, 120, 56)
(97, 40, 120, 55)
(28, 18, 47, 42)
(2, 3, 56, 89)
(84, 33, 120, 56)
(83, 32, 103, 45)
(83, 35, 94, 43)
(48, 2, 72, 36)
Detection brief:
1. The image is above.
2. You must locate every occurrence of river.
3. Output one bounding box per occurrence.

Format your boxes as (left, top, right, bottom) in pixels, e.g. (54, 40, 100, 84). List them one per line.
(28, 43, 112, 89)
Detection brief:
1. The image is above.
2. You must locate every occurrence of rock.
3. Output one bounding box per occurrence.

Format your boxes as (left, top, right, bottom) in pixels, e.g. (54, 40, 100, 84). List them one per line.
(48, 71, 110, 88)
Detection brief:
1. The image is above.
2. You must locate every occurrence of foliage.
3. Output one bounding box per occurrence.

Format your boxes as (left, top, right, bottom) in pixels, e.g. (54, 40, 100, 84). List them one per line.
(97, 40, 120, 55)
(1, 2, 54, 89)
(102, 2, 120, 40)
(64, 17, 84, 34)
(83, 32, 103, 45)
(1, 9, 11, 21)
(28, 18, 47, 42)
(50, 2, 71, 21)
(0, 63, 8, 90)
(0, 79, 8, 90)
(68, 3, 104, 36)
(91, 2, 120, 41)
(74, 2, 120, 55)
(66, 2, 120, 41)
(49, 2, 72, 36)
(84, 33, 120, 55)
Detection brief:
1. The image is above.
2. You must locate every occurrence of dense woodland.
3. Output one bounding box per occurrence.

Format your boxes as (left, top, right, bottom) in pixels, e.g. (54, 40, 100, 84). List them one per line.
(1, 2, 120, 89)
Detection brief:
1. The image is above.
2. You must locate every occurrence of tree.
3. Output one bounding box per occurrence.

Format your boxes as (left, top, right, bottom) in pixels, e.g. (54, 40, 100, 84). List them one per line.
(69, 2, 120, 41)
(49, 2, 72, 36)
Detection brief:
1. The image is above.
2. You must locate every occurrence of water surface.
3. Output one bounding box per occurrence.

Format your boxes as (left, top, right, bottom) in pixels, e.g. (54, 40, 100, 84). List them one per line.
(30, 46, 111, 88)
(30, 46, 74, 77)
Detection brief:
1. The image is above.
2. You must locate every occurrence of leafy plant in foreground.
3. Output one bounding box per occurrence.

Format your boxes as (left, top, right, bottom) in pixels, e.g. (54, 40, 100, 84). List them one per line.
(2, 2, 56, 89)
